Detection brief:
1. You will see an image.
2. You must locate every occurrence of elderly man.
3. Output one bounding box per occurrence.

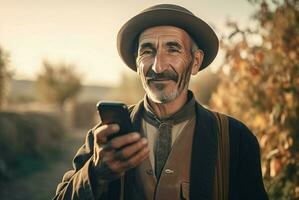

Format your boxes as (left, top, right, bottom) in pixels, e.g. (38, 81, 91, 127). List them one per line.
(54, 4, 268, 200)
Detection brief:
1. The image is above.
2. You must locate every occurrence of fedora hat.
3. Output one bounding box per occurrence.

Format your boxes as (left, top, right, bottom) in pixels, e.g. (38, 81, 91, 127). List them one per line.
(117, 4, 219, 71)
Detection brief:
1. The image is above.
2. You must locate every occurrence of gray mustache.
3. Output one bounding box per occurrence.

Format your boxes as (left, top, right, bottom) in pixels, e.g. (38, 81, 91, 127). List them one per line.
(146, 69, 178, 82)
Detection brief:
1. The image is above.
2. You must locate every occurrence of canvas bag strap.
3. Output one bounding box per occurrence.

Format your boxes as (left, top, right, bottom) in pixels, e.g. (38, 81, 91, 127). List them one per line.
(213, 112, 230, 200)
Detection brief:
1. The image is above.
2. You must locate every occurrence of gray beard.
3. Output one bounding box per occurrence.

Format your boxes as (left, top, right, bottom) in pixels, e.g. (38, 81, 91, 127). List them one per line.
(145, 84, 180, 103)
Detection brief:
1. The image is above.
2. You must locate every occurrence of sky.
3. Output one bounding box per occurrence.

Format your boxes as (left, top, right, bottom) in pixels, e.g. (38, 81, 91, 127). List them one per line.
(0, 0, 255, 86)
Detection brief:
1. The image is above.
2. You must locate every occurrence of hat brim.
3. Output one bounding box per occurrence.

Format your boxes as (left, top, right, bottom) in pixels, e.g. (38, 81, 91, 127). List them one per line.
(117, 8, 219, 71)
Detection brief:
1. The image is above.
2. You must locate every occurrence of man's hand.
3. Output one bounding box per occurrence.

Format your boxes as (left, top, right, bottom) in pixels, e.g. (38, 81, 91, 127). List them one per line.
(91, 123, 149, 182)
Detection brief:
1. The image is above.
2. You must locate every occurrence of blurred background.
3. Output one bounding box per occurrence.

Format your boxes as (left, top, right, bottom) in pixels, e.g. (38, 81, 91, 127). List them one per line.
(0, 0, 298, 199)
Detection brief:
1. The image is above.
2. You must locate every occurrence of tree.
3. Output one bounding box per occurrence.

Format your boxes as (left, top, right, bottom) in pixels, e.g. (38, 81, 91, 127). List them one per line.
(210, 1, 299, 199)
(36, 60, 82, 111)
(0, 46, 11, 110)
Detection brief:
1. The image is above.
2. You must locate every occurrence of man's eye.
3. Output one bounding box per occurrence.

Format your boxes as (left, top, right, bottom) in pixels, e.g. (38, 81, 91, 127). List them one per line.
(140, 49, 154, 55)
(168, 48, 180, 53)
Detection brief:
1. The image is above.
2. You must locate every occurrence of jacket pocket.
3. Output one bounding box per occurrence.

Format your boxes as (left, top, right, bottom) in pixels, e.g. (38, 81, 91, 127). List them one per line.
(181, 182, 190, 200)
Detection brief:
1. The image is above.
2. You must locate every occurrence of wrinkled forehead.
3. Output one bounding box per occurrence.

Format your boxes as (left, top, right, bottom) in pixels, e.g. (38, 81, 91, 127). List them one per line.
(138, 26, 192, 48)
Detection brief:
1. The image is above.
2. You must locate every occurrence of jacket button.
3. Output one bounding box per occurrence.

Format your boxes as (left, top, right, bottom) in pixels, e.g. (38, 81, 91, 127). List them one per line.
(165, 169, 174, 174)
(146, 169, 154, 175)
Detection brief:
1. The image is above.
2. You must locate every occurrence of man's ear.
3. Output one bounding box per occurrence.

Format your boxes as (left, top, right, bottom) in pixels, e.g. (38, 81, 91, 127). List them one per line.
(191, 49, 204, 75)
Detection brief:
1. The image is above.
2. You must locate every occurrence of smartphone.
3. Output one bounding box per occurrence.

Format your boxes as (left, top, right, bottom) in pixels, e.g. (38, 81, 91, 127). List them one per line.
(96, 101, 134, 141)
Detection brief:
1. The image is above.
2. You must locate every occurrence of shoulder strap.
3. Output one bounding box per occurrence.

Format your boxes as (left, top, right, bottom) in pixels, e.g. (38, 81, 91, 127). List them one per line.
(213, 112, 230, 200)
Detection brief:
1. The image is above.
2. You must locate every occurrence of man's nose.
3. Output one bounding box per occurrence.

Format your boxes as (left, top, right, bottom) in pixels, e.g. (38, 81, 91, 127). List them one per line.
(151, 51, 167, 73)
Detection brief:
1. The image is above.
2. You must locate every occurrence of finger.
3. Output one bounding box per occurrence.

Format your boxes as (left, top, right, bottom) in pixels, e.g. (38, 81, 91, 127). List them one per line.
(116, 138, 148, 160)
(94, 124, 120, 142)
(105, 146, 149, 174)
(110, 132, 141, 149)
(93, 123, 102, 130)
(101, 150, 115, 162)
(92, 146, 114, 168)
(113, 150, 128, 162)
(104, 137, 147, 163)
(92, 161, 123, 181)
(121, 146, 150, 170)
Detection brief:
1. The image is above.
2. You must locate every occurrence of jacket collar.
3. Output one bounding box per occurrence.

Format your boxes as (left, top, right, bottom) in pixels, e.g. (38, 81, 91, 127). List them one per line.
(129, 99, 144, 132)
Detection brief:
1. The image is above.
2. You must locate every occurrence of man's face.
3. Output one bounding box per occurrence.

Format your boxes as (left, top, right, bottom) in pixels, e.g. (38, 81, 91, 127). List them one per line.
(136, 26, 201, 103)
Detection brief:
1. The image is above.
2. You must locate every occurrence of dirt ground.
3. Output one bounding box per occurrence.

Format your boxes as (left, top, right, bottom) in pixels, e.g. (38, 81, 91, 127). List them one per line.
(0, 128, 88, 200)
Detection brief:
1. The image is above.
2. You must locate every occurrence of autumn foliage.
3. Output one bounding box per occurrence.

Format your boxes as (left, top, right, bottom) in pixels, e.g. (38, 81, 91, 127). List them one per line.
(210, 0, 299, 199)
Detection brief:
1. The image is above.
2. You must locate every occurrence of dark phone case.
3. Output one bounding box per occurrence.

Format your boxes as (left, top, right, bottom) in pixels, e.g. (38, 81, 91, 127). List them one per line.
(96, 101, 134, 141)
